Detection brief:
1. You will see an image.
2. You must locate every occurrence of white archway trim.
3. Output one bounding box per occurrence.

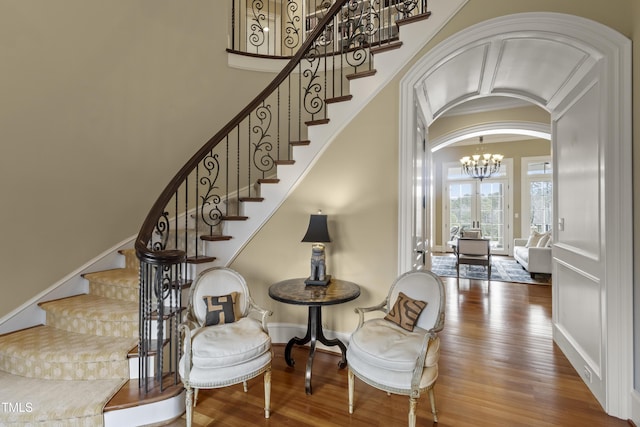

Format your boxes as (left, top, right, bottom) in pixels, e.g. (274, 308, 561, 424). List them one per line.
(430, 121, 551, 152)
(398, 12, 632, 419)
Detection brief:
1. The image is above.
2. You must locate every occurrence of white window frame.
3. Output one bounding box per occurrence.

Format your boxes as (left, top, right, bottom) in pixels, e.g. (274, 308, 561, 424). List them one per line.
(442, 159, 513, 255)
(520, 156, 553, 237)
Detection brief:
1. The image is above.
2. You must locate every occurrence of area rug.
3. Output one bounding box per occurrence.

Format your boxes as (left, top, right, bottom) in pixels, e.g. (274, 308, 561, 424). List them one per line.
(431, 255, 551, 285)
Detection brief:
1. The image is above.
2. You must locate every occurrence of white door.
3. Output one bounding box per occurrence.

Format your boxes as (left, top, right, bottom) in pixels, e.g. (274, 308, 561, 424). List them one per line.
(551, 69, 608, 407)
(412, 124, 429, 270)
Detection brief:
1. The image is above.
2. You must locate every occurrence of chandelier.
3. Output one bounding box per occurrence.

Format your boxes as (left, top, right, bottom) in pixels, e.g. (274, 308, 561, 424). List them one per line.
(460, 136, 503, 181)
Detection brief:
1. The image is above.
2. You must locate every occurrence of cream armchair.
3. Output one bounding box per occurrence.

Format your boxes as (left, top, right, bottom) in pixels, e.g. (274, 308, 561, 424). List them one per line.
(179, 267, 272, 426)
(346, 270, 446, 426)
(456, 237, 491, 279)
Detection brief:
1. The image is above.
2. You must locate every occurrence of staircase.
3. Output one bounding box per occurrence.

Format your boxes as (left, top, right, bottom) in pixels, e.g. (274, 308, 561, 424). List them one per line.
(0, 250, 139, 426)
(0, 0, 467, 425)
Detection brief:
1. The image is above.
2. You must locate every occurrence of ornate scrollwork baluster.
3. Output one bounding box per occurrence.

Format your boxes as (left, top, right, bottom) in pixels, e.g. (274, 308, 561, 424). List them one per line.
(342, 0, 372, 68)
(395, 0, 419, 19)
(302, 47, 325, 117)
(249, 0, 268, 52)
(284, 0, 302, 52)
(152, 211, 170, 251)
(252, 102, 275, 176)
(200, 152, 222, 230)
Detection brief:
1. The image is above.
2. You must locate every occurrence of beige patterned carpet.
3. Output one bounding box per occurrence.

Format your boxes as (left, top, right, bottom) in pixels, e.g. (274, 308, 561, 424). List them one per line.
(0, 371, 126, 426)
(0, 249, 139, 426)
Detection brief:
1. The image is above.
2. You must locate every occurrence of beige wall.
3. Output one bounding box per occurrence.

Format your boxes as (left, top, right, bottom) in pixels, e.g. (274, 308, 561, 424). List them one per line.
(231, 81, 400, 332)
(230, 0, 633, 332)
(429, 105, 550, 140)
(1, 0, 635, 334)
(0, 1, 274, 317)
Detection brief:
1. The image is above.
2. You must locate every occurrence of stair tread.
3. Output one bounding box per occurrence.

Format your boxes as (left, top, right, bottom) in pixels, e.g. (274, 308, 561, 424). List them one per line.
(0, 325, 135, 380)
(39, 294, 138, 322)
(0, 325, 136, 362)
(325, 95, 353, 104)
(0, 370, 126, 425)
(105, 376, 183, 412)
(83, 268, 139, 288)
(346, 69, 377, 80)
(397, 11, 431, 26)
(305, 118, 329, 126)
(200, 235, 232, 241)
(186, 255, 217, 264)
(370, 41, 403, 54)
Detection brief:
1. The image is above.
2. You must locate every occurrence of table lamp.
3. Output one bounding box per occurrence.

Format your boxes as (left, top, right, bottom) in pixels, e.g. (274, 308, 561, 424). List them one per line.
(301, 211, 331, 286)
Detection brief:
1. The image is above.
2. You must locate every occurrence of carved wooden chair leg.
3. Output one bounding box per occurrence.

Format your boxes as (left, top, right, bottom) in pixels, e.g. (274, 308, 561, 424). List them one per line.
(408, 397, 417, 427)
(185, 386, 194, 427)
(264, 367, 272, 418)
(428, 387, 438, 423)
(348, 368, 355, 414)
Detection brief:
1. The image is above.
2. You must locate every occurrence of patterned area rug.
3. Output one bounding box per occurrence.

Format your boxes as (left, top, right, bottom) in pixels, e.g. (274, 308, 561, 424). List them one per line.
(431, 255, 551, 285)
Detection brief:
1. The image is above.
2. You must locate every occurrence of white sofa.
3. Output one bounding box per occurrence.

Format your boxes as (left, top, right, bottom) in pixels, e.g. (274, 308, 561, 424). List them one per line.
(513, 238, 552, 276)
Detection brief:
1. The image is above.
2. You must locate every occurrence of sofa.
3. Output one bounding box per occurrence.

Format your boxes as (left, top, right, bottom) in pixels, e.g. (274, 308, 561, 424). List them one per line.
(513, 233, 552, 276)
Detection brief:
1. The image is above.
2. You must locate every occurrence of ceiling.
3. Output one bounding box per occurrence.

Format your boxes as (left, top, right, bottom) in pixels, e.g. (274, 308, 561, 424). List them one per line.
(417, 31, 598, 147)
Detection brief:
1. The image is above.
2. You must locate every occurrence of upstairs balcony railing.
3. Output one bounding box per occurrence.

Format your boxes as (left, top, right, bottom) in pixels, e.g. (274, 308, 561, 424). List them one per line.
(135, 0, 430, 393)
(230, 0, 429, 57)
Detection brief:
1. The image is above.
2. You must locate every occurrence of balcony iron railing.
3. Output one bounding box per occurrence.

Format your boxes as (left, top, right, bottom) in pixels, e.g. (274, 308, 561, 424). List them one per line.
(230, 0, 429, 57)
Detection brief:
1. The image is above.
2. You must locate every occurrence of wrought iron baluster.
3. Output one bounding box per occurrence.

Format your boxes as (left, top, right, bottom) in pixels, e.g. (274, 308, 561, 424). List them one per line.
(252, 101, 275, 180)
(200, 151, 222, 230)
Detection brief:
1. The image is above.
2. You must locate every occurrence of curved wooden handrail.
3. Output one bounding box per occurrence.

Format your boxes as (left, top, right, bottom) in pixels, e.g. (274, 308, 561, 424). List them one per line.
(134, 0, 350, 262)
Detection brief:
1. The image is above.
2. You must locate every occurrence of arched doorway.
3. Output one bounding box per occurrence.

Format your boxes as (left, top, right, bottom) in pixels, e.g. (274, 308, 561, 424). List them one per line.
(398, 13, 632, 419)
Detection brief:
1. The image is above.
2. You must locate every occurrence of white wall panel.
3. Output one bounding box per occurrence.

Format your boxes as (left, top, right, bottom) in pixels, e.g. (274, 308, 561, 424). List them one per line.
(553, 74, 606, 406)
(554, 82, 601, 260)
(556, 262, 602, 372)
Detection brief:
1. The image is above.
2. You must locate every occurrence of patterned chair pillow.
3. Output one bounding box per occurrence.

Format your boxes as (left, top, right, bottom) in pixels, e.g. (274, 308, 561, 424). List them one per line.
(202, 292, 241, 326)
(384, 292, 427, 332)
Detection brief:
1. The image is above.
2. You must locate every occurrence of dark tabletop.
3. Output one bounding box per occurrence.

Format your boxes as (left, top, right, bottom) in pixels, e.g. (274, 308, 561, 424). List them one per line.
(269, 278, 360, 306)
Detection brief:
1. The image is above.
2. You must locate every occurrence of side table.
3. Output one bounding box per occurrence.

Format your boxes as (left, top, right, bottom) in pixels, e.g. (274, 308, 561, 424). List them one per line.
(268, 277, 360, 394)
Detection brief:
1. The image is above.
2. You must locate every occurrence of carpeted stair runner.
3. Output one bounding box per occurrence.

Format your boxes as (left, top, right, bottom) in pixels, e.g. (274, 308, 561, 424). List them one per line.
(0, 371, 127, 426)
(0, 249, 140, 426)
(39, 294, 138, 338)
(0, 325, 135, 380)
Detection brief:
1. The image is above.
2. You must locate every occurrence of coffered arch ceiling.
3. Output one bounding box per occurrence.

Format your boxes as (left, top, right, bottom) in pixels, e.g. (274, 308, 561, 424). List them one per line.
(414, 32, 598, 125)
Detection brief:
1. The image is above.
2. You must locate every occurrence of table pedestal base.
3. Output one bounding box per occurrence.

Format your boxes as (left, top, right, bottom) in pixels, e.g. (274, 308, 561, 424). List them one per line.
(284, 306, 347, 394)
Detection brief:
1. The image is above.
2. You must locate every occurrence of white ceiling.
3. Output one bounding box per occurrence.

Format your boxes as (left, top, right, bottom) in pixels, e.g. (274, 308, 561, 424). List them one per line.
(417, 30, 598, 146)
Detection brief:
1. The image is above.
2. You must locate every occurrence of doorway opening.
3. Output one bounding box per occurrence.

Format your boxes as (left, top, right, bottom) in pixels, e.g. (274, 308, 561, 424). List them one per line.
(398, 12, 632, 419)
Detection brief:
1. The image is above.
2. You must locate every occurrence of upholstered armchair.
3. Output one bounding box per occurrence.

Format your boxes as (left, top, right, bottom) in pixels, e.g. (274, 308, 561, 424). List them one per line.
(346, 270, 446, 426)
(456, 237, 491, 279)
(179, 267, 272, 426)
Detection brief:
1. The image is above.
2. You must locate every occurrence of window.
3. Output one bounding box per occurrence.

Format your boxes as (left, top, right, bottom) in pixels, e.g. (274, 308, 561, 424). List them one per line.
(443, 160, 512, 255)
(521, 157, 552, 234)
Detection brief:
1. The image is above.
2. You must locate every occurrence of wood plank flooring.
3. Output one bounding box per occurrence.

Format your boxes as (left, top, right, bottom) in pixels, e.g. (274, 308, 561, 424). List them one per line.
(163, 277, 630, 426)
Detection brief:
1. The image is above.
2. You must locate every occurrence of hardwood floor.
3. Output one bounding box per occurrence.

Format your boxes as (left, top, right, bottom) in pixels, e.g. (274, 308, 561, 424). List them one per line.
(163, 277, 629, 426)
